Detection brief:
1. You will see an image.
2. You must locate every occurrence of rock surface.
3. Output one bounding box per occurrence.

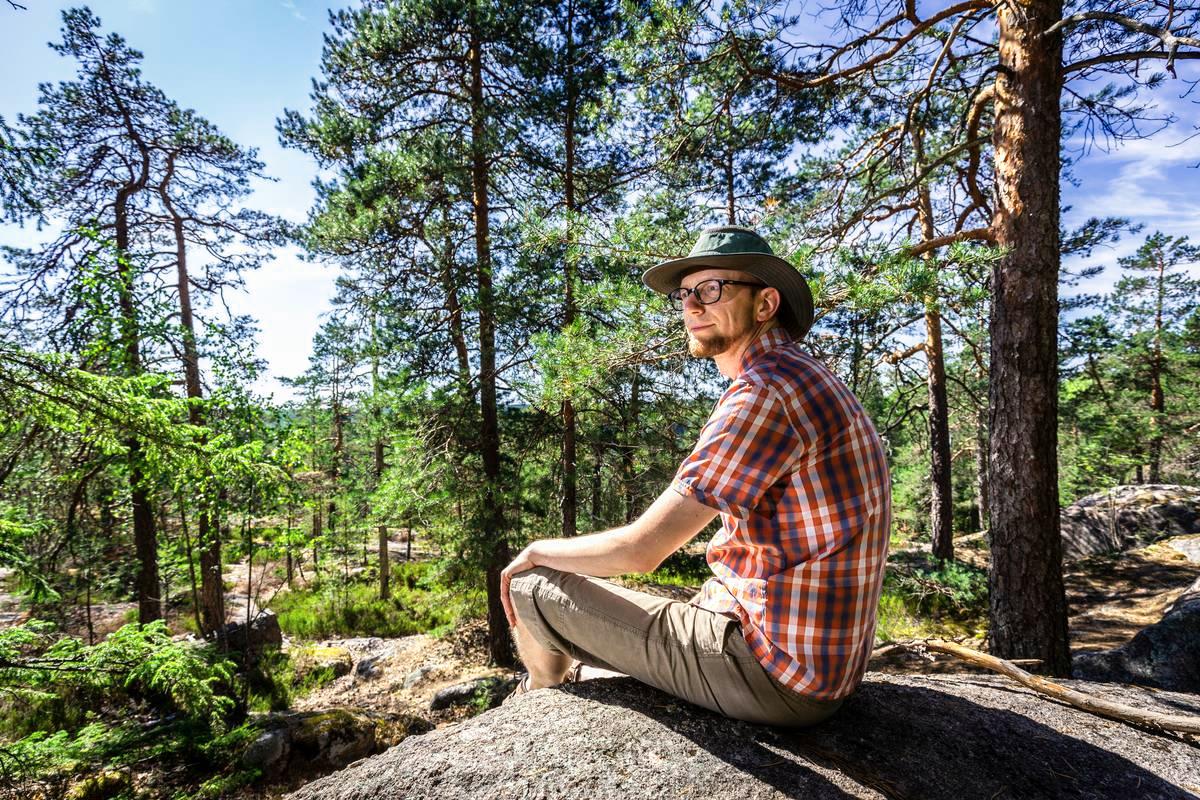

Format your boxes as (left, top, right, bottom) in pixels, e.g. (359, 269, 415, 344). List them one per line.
(1061, 485, 1200, 561)
(242, 708, 432, 779)
(286, 674, 1200, 799)
(428, 676, 519, 711)
(1074, 576, 1200, 692)
(220, 609, 283, 654)
(292, 645, 355, 681)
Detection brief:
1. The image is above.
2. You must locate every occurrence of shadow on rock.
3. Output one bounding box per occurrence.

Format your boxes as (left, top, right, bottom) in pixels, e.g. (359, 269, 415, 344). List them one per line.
(573, 676, 1198, 800)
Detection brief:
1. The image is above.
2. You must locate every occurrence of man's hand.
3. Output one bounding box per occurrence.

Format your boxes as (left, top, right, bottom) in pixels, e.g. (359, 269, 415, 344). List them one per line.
(501, 544, 538, 628)
(499, 488, 717, 629)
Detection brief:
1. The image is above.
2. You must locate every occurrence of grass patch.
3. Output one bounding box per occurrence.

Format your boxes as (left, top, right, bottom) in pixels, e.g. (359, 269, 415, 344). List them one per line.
(625, 550, 711, 588)
(268, 561, 484, 640)
(243, 649, 343, 712)
(876, 552, 988, 641)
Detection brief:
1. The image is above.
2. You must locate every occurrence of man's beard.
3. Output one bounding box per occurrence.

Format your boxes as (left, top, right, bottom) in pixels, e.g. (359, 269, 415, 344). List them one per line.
(686, 312, 758, 358)
(686, 330, 737, 358)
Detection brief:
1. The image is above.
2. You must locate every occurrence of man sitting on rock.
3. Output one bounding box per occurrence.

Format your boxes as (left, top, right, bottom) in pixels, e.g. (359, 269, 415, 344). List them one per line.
(502, 226, 892, 727)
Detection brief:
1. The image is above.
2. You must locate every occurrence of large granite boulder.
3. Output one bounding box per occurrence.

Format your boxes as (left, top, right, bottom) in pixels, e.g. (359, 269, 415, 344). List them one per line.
(286, 675, 1200, 799)
(1074, 576, 1200, 692)
(1061, 485, 1200, 561)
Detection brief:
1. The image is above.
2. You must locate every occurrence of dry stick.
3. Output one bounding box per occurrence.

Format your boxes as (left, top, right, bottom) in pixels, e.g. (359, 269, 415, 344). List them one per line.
(917, 639, 1200, 736)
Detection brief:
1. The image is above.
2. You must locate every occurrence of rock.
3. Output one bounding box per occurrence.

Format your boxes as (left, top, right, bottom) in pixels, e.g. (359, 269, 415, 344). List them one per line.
(429, 676, 518, 711)
(285, 674, 1200, 800)
(1074, 576, 1200, 692)
(355, 654, 385, 680)
(402, 662, 446, 689)
(242, 708, 433, 779)
(293, 645, 355, 681)
(1169, 535, 1200, 563)
(1060, 484, 1200, 561)
(220, 609, 283, 654)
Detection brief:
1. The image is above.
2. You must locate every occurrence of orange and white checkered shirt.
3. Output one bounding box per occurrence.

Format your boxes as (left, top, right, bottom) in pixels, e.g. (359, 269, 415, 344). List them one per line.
(672, 327, 891, 701)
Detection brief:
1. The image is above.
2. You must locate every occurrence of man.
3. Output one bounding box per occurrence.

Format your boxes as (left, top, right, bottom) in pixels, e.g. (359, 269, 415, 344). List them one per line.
(501, 226, 891, 727)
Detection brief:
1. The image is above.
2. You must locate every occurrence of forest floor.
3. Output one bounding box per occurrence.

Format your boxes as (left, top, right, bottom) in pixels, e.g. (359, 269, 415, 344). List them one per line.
(1, 532, 1196, 718)
(288, 532, 1200, 715)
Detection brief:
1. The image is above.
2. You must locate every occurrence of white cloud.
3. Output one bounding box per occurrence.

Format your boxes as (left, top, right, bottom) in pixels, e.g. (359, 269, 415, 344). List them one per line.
(127, 0, 159, 15)
(280, 0, 307, 22)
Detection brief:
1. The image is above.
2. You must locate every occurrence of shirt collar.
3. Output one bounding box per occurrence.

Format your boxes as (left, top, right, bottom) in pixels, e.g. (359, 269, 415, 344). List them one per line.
(737, 326, 793, 376)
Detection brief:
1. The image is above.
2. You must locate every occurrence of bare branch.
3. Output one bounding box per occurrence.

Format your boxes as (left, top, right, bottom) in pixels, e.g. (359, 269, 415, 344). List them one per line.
(907, 227, 996, 257)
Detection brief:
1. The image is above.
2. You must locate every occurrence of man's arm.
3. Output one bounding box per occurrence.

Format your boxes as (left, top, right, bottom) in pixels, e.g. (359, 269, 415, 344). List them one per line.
(500, 487, 718, 626)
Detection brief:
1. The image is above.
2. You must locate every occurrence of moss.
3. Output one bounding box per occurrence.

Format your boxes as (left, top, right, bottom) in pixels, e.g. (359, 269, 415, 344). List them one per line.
(64, 769, 129, 800)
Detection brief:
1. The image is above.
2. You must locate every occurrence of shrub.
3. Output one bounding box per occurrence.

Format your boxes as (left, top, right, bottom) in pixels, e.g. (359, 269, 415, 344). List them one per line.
(268, 561, 484, 640)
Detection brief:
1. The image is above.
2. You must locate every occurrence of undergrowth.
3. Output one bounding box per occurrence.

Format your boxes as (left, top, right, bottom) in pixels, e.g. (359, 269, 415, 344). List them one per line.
(268, 561, 485, 639)
(875, 553, 989, 641)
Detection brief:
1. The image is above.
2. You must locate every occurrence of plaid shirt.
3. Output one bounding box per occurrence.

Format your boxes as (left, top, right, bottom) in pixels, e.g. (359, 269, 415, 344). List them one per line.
(672, 327, 891, 700)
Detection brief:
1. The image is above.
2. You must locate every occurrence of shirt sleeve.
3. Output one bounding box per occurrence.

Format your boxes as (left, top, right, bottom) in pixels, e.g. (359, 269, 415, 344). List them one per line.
(671, 380, 800, 520)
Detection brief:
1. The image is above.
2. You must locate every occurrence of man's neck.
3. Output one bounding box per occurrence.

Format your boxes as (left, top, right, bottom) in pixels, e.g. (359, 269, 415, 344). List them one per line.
(712, 323, 777, 379)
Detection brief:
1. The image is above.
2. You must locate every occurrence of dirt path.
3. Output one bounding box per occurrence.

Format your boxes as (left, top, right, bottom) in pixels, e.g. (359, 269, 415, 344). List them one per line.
(1066, 534, 1200, 651)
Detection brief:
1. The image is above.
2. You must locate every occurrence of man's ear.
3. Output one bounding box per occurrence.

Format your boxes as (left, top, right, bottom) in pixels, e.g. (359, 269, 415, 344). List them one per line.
(756, 287, 781, 322)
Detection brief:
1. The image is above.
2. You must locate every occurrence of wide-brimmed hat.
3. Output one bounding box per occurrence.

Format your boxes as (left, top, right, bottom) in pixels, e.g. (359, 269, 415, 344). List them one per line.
(642, 225, 814, 340)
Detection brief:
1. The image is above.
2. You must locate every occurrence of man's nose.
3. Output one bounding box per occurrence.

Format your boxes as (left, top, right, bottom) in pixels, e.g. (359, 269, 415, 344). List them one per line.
(681, 289, 704, 312)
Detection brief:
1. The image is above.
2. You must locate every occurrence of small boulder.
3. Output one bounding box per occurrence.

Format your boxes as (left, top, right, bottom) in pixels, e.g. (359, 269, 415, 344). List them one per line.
(429, 676, 518, 712)
(220, 610, 283, 654)
(402, 662, 447, 689)
(242, 708, 432, 779)
(293, 645, 355, 681)
(1073, 576, 1200, 692)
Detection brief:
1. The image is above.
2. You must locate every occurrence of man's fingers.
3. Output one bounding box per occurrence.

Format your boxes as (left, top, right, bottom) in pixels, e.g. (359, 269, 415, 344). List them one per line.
(501, 571, 515, 628)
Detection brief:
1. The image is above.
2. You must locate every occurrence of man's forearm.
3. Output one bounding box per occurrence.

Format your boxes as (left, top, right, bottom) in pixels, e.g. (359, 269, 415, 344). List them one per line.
(526, 526, 651, 577)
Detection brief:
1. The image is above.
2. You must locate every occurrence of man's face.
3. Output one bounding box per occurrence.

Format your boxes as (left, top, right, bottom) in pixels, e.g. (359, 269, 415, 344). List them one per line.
(678, 268, 763, 358)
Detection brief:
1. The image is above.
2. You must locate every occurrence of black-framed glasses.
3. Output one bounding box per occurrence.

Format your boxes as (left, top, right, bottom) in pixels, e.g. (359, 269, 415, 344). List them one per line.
(667, 279, 765, 310)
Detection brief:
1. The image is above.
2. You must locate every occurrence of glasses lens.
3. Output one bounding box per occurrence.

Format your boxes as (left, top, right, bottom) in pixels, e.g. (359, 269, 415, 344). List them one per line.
(696, 280, 722, 304)
(666, 288, 684, 310)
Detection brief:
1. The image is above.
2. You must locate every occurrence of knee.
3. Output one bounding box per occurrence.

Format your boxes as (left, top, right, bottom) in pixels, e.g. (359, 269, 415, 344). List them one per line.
(509, 566, 562, 623)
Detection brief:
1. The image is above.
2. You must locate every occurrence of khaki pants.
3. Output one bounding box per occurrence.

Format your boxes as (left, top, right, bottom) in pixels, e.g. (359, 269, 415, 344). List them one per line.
(509, 567, 842, 727)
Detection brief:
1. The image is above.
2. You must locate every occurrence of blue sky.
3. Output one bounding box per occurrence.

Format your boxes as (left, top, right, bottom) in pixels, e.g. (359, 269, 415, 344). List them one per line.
(2, 2, 1198, 400)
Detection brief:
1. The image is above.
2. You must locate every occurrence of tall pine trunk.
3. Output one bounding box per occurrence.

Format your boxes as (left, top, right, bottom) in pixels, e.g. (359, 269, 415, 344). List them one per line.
(116, 178, 159, 625)
(1148, 252, 1166, 482)
(160, 157, 224, 634)
(371, 317, 390, 601)
(915, 166, 953, 561)
(988, 0, 1071, 675)
(561, 0, 579, 538)
(470, 11, 514, 667)
(925, 306, 953, 560)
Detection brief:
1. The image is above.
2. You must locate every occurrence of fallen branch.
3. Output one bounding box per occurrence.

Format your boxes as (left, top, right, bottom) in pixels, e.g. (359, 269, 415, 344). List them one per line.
(917, 639, 1200, 736)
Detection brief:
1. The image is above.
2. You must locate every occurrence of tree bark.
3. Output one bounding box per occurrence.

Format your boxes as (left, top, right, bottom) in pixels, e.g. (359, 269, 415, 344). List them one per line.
(914, 163, 954, 561)
(988, 0, 1071, 675)
(925, 307, 954, 560)
(1148, 249, 1165, 482)
(469, 11, 515, 668)
(159, 155, 224, 635)
(561, 0, 579, 539)
(974, 402, 989, 532)
(622, 373, 641, 523)
(372, 316, 390, 601)
(116, 178, 160, 626)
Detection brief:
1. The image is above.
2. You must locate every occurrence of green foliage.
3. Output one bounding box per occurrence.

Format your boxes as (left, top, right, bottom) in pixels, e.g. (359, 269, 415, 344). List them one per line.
(0, 622, 248, 794)
(268, 562, 483, 640)
(884, 553, 989, 621)
(626, 549, 711, 588)
(243, 649, 341, 713)
(0, 621, 235, 737)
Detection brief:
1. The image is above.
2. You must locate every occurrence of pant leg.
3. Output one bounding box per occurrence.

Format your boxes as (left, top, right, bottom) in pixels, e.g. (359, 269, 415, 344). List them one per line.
(509, 566, 842, 727)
